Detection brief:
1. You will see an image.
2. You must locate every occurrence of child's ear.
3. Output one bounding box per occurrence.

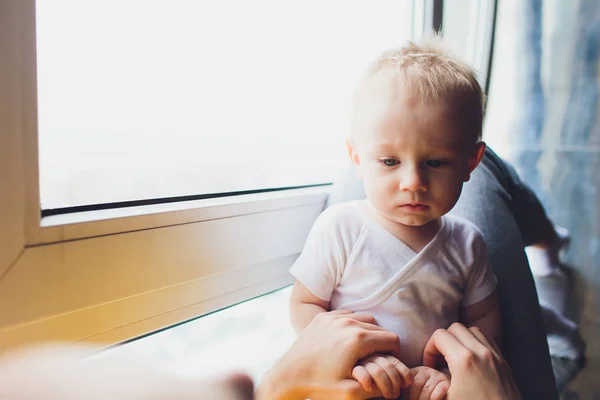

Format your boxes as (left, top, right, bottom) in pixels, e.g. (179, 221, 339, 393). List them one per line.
(346, 140, 362, 179)
(464, 141, 486, 182)
(346, 140, 360, 166)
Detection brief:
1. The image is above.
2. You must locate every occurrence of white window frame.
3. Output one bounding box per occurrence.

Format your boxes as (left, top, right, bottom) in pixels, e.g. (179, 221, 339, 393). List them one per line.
(413, 0, 438, 40)
(0, 0, 427, 352)
(462, 0, 496, 89)
(441, 0, 497, 89)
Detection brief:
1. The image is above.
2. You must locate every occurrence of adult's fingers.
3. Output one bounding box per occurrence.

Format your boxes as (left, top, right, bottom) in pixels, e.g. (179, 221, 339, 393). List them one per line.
(423, 323, 492, 368)
(447, 322, 490, 355)
(327, 310, 377, 325)
(343, 312, 377, 325)
(354, 330, 402, 361)
(321, 311, 381, 331)
(345, 319, 388, 332)
(328, 309, 354, 315)
(469, 326, 503, 358)
(422, 328, 466, 369)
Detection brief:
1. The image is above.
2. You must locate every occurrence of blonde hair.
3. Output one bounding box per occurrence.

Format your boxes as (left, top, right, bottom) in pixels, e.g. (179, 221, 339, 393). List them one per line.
(352, 36, 486, 141)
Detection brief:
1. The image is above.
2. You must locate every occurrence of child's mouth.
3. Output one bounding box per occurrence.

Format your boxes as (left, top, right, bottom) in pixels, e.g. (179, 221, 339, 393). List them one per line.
(399, 204, 430, 212)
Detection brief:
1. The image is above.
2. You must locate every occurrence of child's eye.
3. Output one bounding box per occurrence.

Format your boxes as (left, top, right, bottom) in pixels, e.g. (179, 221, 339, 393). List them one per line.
(426, 159, 444, 168)
(380, 158, 400, 167)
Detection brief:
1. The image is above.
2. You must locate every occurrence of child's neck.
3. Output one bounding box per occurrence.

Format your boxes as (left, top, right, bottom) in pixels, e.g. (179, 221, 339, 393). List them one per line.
(362, 201, 442, 253)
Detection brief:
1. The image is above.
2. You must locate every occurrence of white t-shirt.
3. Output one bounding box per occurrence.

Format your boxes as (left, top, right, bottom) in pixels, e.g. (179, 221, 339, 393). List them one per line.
(289, 201, 497, 367)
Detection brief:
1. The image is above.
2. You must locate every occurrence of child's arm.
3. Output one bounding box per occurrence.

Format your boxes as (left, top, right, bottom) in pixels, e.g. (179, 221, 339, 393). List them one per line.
(289, 280, 330, 333)
(460, 289, 502, 345)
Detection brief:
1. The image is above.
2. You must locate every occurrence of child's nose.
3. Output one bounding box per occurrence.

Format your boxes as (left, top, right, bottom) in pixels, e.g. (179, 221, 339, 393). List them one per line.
(399, 167, 428, 192)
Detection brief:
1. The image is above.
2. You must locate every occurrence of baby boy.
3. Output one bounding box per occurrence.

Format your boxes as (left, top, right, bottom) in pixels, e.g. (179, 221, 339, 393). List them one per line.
(289, 38, 501, 399)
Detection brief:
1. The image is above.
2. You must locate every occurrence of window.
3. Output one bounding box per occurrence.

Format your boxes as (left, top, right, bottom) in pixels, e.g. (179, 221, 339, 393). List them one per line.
(36, 0, 414, 210)
(0, 0, 422, 354)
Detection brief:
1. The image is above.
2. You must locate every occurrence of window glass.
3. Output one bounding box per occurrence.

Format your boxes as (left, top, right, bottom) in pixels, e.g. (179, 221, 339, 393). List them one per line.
(36, 0, 414, 209)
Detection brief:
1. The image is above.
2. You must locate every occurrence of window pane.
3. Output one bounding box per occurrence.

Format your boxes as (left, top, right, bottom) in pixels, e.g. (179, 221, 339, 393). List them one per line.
(36, 1, 413, 209)
(97, 286, 294, 384)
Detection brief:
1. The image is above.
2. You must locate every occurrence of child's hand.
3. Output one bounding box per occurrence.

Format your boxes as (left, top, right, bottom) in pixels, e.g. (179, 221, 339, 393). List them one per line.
(405, 366, 449, 400)
(351, 353, 413, 399)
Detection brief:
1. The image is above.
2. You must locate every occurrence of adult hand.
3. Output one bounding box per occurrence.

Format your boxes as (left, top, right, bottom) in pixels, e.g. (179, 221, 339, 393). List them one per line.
(423, 322, 522, 400)
(0, 310, 399, 400)
(0, 344, 254, 399)
(256, 310, 401, 400)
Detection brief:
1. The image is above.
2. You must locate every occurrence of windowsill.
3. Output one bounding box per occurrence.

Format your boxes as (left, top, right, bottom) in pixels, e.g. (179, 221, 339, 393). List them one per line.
(28, 186, 329, 245)
(96, 286, 296, 385)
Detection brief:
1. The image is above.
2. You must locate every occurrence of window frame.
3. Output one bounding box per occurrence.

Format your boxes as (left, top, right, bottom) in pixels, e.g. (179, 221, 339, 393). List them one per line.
(465, 0, 497, 90)
(441, 0, 497, 90)
(0, 0, 438, 352)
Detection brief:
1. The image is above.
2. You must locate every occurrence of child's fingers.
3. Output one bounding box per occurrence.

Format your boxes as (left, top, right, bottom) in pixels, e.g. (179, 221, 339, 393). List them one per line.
(386, 356, 413, 386)
(365, 358, 398, 399)
(351, 365, 372, 392)
(430, 380, 450, 400)
(407, 371, 428, 400)
(408, 370, 449, 400)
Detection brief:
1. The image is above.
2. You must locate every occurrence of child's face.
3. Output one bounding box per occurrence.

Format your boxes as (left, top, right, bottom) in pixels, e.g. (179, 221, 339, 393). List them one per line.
(348, 90, 485, 228)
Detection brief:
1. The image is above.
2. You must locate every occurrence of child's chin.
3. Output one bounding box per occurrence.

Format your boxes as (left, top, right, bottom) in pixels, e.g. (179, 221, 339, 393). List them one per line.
(396, 216, 431, 227)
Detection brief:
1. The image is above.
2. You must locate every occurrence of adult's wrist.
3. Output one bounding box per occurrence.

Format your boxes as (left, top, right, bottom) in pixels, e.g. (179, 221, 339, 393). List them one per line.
(255, 368, 309, 400)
